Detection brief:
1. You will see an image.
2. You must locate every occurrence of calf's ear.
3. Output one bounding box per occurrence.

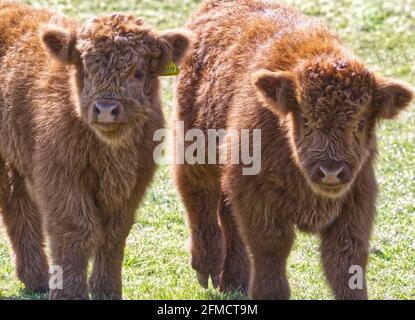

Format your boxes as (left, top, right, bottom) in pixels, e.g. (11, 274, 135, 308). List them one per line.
(40, 24, 78, 64)
(374, 77, 414, 119)
(151, 29, 194, 73)
(252, 69, 298, 116)
(158, 29, 194, 65)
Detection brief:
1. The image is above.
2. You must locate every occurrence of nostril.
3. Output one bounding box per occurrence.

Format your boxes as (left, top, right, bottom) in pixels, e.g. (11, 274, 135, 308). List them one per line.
(318, 167, 326, 179)
(337, 169, 345, 180)
(111, 107, 119, 117)
(94, 105, 101, 115)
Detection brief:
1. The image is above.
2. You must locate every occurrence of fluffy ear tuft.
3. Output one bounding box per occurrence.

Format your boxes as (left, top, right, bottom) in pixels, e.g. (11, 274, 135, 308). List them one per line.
(40, 24, 78, 64)
(252, 69, 298, 115)
(374, 77, 414, 119)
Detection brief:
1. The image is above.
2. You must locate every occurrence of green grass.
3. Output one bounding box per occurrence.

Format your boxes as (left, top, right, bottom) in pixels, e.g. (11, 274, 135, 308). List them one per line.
(0, 0, 414, 299)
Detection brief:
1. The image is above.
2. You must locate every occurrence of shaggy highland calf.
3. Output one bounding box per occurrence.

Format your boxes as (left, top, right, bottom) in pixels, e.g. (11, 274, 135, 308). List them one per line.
(174, 0, 413, 299)
(0, 2, 191, 299)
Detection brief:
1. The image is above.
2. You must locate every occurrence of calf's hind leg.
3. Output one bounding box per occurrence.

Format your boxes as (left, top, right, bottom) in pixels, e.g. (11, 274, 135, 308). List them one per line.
(217, 195, 249, 293)
(175, 164, 225, 289)
(0, 162, 49, 292)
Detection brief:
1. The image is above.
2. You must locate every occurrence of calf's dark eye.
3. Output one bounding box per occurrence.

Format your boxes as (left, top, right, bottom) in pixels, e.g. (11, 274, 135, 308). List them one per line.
(135, 69, 145, 80)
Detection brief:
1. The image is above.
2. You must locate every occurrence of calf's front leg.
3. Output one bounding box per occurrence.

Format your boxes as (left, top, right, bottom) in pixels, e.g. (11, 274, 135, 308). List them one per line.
(320, 178, 376, 300)
(89, 213, 135, 300)
(230, 190, 295, 300)
(48, 225, 96, 300)
(39, 184, 99, 300)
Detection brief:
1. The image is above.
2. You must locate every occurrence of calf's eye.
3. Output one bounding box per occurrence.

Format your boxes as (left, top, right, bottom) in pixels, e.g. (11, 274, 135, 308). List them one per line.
(357, 119, 365, 131)
(134, 69, 145, 80)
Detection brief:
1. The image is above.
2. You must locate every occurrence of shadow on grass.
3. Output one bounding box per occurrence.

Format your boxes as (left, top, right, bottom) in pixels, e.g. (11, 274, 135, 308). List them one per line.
(204, 290, 248, 300)
(0, 283, 248, 300)
(0, 291, 247, 301)
(0, 288, 48, 300)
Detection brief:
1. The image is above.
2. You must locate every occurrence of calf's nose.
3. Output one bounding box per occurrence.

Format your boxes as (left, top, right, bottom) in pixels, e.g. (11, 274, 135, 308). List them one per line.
(319, 165, 343, 185)
(93, 99, 121, 123)
(311, 160, 352, 185)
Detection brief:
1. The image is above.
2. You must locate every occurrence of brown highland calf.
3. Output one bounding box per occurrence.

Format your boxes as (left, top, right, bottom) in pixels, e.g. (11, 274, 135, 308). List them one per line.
(0, 1, 191, 299)
(174, 0, 413, 299)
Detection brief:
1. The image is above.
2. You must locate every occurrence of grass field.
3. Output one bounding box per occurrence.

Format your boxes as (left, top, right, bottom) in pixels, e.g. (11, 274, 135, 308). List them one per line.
(0, 0, 414, 300)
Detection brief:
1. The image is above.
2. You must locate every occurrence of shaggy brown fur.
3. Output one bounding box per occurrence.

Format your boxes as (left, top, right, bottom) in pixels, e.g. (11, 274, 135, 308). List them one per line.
(174, 0, 413, 299)
(0, 1, 191, 299)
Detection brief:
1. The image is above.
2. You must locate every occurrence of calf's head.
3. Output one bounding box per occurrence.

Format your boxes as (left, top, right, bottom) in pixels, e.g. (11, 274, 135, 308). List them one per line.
(40, 14, 192, 145)
(253, 56, 413, 198)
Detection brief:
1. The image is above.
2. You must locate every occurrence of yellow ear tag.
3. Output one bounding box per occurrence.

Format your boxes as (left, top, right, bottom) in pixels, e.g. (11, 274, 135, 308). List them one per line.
(160, 61, 180, 76)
